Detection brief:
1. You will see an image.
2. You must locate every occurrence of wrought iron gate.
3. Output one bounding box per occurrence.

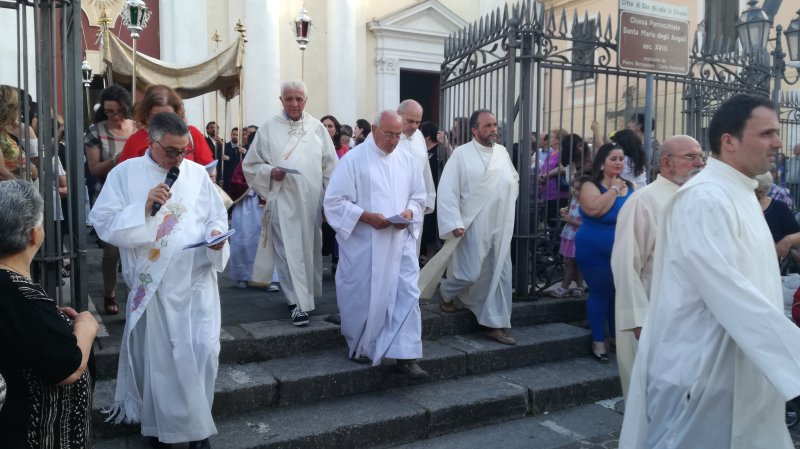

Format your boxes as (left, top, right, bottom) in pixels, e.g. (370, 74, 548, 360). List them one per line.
(2, 0, 86, 309)
(440, 0, 791, 298)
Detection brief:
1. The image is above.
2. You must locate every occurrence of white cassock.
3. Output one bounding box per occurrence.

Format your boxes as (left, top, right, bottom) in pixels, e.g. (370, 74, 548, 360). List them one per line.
(89, 153, 229, 443)
(397, 129, 436, 214)
(229, 191, 263, 283)
(610, 174, 678, 400)
(418, 140, 519, 328)
(619, 158, 800, 449)
(243, 113, 338, 311)
(323, 139, 426, 365)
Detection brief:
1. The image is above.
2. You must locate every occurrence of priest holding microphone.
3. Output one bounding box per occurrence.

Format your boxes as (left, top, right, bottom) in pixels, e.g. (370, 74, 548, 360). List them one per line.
(89, 112, 229, 449)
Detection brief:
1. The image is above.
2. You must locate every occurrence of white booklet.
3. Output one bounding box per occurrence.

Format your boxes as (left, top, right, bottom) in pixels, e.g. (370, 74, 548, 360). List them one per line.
(183, 229, 237, 249)
(276, 166, 301, 174)
(387, 214, 411, 225)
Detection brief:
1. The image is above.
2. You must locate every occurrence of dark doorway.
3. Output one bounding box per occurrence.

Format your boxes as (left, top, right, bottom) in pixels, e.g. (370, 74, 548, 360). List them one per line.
(400, 69, 440, 126)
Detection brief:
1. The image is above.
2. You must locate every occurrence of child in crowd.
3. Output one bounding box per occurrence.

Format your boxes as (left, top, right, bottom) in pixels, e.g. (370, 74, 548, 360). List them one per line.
(553, 175, 589, 297)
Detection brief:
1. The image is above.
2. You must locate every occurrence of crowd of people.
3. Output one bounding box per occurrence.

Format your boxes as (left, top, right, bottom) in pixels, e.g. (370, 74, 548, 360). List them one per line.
(0, 77, 519, 447)
(2, 76, 800, 449)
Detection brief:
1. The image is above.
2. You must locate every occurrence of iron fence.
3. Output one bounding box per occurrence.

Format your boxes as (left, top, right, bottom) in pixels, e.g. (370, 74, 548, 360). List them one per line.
(440, 0, 796, 297)
(2, 0, 86, 309)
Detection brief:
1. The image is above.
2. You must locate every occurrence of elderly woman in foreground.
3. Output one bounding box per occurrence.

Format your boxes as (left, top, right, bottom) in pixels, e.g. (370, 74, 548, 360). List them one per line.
(0, 180, 99, 448)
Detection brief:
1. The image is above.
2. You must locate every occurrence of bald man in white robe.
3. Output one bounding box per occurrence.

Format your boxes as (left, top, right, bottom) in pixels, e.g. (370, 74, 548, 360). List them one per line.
(324, 110, 429, 379)
(610, 135, 705, 400)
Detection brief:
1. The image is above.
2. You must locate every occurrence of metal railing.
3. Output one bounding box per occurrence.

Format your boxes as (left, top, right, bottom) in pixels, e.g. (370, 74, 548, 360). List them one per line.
(440, 0, 794, 297)
(3, 0, 86, 309)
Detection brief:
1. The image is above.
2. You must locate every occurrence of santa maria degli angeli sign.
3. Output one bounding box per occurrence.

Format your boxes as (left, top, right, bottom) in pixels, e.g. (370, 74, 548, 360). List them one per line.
(618, 0, 690, 75)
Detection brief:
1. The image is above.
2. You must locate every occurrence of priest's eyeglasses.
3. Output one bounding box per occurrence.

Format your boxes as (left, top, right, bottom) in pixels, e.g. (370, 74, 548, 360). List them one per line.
(668, 153, 706, 163)
(154, 140, 193, 159)
(382, 131, 402, 141)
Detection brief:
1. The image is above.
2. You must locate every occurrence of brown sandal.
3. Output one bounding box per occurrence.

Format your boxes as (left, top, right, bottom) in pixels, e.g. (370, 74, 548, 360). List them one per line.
(104, 296, 119, 315)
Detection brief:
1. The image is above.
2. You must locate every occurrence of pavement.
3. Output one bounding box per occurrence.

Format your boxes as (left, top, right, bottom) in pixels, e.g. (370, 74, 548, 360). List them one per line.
(399, 398, 800, 449)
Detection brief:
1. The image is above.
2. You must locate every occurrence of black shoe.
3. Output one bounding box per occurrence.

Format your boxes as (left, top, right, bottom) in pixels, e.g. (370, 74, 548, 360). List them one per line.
(149, 437, 171, 449)
(350, 354, 371, 364)
(396, 359, 430, 379)
(188, 439, 211, 449)
(592, 352, 610, 363)
(289, 304, 309, 327)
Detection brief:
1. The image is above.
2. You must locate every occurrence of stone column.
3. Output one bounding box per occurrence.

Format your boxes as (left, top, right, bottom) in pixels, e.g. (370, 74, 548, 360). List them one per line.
(326, 0, 356, 124)
(375, 55, 400, 112)
(159, 0, 208, 129)
(241, 0, 281, 128)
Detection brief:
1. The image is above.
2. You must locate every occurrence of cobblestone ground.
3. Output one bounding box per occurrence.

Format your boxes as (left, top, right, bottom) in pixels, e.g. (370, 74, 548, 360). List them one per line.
(556, 409, 800, 448)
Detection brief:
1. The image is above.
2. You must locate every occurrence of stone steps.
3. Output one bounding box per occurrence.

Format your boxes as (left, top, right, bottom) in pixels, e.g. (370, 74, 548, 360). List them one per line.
(92, 322, 592, 438)
(91, 296, 600, 448)
(93, 297, 587, 381)
(93, 357, 620, 449)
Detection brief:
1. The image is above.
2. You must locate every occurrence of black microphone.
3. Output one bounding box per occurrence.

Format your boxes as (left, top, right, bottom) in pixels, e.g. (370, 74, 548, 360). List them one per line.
(151, 167, 180, 216)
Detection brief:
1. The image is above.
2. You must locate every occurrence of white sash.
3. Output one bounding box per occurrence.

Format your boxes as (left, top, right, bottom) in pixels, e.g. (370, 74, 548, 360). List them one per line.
(251, 130, 310, 284)
(418, 144, 510, 299)
(106, 170, 203, 424)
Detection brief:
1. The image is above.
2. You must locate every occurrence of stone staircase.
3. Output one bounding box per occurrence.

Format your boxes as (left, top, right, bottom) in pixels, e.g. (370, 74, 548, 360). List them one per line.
(92, 297, 621, 448)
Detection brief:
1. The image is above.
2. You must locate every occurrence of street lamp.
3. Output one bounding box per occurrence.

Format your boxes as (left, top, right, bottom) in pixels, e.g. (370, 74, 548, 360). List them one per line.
(735, 0, 771, 54)
(81, 59, 93, 118)
(736, 3, 800, 104)
(121, 0, 152, 96)
(81, 59, 93, 88)
(786, 10, 800, 62)
(293, 6, 312, 79)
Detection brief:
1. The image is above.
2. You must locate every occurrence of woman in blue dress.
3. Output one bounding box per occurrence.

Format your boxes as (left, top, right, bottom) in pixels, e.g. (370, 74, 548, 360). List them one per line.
(575, 143, 634, 362)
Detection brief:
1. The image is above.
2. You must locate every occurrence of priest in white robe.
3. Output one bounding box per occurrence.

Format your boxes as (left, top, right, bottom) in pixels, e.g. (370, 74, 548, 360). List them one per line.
(89, 112, 229, 447)
(418, 109, 519, 346)
(397, 99, 436, 215)
(243, 80, 338, 326)
(620, 95, 800, 449)
(360, 100, 435, 259)
(324, 110, 429, 379)
(610, 135, 704, 400)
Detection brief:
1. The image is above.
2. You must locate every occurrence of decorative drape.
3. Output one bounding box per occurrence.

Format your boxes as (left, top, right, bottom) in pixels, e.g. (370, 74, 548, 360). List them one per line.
(101, 29, 243, 100)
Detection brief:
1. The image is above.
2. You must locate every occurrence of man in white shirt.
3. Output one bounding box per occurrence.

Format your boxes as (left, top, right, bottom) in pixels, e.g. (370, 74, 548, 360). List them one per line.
(610, 134, 705, 400)
(620, 94, 800, 449)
